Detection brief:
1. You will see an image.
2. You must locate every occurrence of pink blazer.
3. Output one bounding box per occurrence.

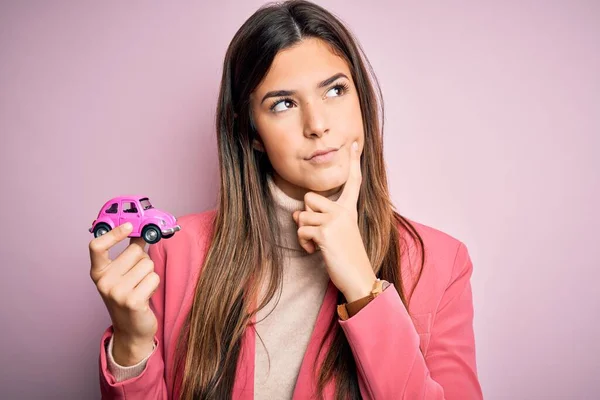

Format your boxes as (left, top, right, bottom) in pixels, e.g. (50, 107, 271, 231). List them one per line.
(98, 211, 483, 399)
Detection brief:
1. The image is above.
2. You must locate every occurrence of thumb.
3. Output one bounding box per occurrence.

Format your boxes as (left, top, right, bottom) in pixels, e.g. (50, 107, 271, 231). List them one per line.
(129, 236, 148, 253)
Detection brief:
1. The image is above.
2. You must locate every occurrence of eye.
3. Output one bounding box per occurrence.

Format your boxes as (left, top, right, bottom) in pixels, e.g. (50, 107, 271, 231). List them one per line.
(270, 98, 295, 113)
(325, 82, 350, 98)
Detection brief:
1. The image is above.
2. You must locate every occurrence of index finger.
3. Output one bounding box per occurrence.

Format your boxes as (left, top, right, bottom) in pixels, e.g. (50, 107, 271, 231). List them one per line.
(89, 222, 135, 270)
(337, 141, 362, 209)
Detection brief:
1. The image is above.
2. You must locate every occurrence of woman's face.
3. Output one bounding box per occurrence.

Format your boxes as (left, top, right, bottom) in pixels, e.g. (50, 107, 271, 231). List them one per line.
(250, 37, 365, 200)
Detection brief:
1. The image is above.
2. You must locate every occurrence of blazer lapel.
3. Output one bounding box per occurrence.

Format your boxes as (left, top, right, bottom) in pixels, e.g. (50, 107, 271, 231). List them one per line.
(291, 280, 338, 399)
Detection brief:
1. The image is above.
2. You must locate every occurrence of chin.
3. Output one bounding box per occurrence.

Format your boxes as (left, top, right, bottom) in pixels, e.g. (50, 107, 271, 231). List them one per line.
(304, 173, 346, 193)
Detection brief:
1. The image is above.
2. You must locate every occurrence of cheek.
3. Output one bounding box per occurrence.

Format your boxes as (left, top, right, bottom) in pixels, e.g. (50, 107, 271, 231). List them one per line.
(261, 133, 298, 169)
(336, 101, 364, 143)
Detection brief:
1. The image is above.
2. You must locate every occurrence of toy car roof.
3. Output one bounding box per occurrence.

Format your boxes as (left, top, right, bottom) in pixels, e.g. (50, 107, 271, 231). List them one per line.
(97, 196, 152, 210)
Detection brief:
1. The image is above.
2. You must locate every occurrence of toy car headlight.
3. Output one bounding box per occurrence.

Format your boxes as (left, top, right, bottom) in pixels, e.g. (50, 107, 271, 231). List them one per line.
(160, 219, 166, 226)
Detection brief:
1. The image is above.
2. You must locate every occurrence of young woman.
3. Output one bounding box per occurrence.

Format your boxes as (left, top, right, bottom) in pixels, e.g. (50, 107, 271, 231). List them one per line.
(90, 1, 483, 399)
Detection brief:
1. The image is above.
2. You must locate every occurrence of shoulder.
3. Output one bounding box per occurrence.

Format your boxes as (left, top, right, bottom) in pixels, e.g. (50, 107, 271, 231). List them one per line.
(396, 218, 472, 311)
(148, 210, 217, 269)
(173, 210, 217, 240)
(406, 219, 467, 264)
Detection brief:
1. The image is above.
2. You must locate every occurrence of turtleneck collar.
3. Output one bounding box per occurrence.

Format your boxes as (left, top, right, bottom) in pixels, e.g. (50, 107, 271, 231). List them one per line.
(267, 173, 343, 254)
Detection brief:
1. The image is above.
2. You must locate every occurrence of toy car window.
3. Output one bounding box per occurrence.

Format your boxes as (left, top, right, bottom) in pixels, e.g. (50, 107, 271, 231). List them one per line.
(140, 198, 153, 210)
(122, 202, 138, 213)
(105, 203, 118, 214)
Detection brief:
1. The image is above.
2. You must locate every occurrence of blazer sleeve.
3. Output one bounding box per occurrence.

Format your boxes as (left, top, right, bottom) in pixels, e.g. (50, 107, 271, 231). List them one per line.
(338, 242, 483, 399)
(98, 241, 169, 400)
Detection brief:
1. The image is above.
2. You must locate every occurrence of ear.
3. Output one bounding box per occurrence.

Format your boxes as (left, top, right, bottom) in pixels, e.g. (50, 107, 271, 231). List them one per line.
(252, 138, 265, 152)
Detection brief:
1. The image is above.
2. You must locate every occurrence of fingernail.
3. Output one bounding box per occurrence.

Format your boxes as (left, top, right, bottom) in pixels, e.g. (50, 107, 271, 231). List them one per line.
(123, 222, 132, 231)
(352, 141, 358, 152)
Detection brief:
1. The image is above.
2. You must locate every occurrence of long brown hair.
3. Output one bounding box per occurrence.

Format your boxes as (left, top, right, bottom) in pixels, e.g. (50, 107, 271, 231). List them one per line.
(174, 1, 425, 398)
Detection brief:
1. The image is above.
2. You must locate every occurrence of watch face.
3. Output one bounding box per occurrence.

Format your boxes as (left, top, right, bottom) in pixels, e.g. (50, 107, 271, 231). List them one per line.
(379, 280, 391, 292)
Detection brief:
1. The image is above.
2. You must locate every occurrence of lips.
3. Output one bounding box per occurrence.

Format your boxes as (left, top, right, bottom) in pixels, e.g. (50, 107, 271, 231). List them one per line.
(306, 147, 338, 160)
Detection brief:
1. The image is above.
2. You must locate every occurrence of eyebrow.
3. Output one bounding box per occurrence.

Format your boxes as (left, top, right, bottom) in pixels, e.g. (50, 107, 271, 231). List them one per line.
(260, 72, 349, 104)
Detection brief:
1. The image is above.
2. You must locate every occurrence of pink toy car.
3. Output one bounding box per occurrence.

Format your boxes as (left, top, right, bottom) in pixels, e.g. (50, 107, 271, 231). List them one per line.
(89, 196, 181, 244)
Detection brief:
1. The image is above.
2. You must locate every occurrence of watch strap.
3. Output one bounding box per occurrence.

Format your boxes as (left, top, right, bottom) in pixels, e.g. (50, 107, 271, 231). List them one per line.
(337, 279, 390, 320)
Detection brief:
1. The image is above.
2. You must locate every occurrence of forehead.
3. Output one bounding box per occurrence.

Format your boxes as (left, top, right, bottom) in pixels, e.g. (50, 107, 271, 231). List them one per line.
(254, 38, 351, 94)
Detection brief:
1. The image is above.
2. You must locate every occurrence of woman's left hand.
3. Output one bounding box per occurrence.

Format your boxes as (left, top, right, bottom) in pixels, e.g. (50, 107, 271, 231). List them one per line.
(292, 141, 377, 303)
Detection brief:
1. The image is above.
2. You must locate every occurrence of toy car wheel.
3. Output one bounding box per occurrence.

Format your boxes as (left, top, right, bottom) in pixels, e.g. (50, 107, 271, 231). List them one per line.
(93, 223, 111, 238)
(162, 233, 174, 239)
(142, 224, 162, 244)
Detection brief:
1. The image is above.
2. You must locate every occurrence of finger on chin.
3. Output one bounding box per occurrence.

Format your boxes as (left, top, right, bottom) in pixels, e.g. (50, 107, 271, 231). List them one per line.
(337, 145, 362, 208)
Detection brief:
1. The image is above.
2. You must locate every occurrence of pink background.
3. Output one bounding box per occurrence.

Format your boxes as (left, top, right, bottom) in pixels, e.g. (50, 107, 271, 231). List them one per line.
(1, 1, 598, 398)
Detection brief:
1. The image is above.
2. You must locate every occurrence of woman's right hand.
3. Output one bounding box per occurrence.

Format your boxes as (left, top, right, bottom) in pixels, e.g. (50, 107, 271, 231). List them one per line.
(89, 222, 160, 366)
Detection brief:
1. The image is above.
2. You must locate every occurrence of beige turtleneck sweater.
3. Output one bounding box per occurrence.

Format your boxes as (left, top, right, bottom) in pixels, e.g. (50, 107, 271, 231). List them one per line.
(106, 175, 341, 399)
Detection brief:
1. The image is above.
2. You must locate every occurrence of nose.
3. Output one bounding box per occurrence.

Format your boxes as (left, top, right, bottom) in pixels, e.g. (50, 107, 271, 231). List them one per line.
(302, 102, 328, 138)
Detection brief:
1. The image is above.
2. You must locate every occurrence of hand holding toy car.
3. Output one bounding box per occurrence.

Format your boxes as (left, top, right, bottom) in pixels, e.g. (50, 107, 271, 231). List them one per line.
(89, 223, 158, 366)
(88, 196, 181, 366)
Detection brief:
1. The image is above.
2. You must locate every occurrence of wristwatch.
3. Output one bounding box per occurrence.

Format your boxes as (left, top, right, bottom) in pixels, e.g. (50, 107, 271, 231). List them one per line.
(337, 278, 391, 321)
